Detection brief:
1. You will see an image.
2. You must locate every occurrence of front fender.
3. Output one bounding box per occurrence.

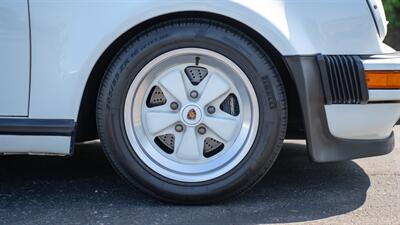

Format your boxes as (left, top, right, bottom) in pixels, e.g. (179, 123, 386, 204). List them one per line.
(28, 0, 391, 122)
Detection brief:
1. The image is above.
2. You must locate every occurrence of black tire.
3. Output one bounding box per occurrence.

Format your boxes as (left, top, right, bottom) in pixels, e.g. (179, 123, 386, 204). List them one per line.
(96, 18, 287, 204)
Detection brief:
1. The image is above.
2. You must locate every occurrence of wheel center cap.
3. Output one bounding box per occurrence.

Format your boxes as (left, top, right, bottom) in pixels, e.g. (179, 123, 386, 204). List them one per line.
(187, 109, 197, 120)
(181, 104, 203, 126)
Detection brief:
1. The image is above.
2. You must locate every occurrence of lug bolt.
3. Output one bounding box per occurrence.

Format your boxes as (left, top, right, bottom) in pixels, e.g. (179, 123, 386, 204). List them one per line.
(175, 124, 184, 132)
(197, 126, 207, 135)
(207, 106, 216, 114)
(190, 90, 199, 99)
(170, 102, 179, 110)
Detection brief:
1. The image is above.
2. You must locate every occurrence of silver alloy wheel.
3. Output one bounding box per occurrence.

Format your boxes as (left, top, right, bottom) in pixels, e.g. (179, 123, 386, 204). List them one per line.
(124, 48, 259, 182)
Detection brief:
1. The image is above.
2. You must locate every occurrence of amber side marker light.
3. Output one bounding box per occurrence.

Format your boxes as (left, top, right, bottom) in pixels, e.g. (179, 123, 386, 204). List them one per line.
(366, 70, 400, 89)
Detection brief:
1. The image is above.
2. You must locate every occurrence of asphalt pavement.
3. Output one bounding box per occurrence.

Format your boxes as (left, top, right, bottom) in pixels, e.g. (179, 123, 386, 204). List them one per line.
(0, 126, 399, 225)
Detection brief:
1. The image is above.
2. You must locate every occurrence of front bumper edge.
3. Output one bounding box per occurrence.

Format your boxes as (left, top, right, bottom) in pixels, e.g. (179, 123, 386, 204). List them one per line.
(284, 56, 395, 162)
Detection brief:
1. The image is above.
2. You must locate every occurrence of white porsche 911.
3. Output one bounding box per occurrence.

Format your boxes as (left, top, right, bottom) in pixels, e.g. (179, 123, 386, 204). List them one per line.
(1, 0, 399, 203)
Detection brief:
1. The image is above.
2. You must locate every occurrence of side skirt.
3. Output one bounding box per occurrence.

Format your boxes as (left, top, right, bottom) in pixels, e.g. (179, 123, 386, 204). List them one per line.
(0, 119, 75, 155)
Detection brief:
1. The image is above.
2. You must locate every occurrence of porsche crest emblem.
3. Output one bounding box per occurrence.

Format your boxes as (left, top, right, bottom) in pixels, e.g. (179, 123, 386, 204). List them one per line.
(187, 109, 197, 120)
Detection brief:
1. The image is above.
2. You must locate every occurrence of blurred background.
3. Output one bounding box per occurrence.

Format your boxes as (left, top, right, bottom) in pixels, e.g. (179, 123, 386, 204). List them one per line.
(383, 0, 400, 50)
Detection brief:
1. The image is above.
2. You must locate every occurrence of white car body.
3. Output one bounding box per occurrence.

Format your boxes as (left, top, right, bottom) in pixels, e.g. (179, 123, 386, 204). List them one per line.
(0, 0, 399, 159)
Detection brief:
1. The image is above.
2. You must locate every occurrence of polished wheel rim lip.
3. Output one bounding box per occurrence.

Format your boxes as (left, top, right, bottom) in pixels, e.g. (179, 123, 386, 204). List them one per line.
(124, 48, 259, 182)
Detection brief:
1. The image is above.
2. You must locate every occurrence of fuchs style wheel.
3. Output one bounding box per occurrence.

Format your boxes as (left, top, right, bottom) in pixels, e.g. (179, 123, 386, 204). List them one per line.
(97, 19, 287, 203)
(124, 48, 259, 182)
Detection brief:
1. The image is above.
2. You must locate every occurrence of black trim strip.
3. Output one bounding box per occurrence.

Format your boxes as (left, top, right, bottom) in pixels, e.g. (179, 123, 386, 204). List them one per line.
(368, 100, 400, 104)
(0, 119, 75, 136)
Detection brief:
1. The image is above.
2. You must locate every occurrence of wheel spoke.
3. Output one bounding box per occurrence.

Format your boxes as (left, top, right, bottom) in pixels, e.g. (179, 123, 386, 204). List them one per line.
(175, 127, 202, 160)
(203, 115, 238, 141)
(158, 69, 188, 104)
(144, 110, 180, 135)
(198, 73, 230, 106)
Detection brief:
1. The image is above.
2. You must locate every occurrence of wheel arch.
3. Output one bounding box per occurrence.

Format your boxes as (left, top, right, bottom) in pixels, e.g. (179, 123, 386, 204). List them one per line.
(75, 11, 305, 142)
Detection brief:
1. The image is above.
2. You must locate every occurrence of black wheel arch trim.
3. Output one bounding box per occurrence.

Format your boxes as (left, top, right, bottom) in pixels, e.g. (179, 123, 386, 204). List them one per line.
(284, 55, 394, 162)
